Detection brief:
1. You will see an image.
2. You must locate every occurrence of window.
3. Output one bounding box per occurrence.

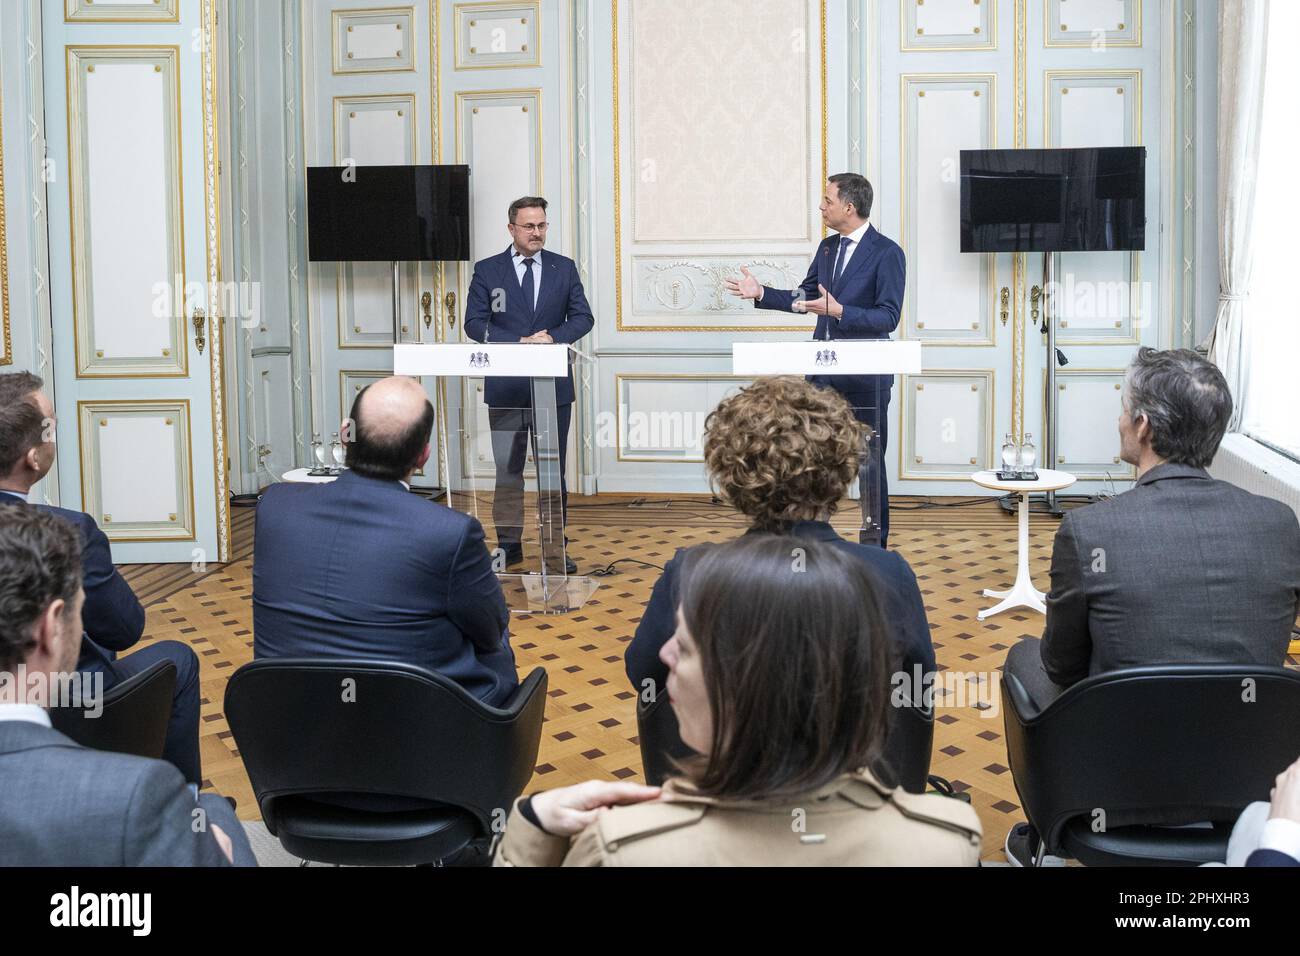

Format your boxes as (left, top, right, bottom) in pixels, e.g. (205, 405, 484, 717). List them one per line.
(1242, 2, 1300, 459)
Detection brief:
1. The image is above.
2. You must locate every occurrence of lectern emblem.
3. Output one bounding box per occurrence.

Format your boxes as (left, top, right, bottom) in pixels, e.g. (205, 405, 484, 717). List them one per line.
(469, 351, 491, 369)
(814, 349, 840, 368)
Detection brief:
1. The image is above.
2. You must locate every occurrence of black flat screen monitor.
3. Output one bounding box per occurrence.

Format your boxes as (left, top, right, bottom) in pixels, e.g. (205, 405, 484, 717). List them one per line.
(959, 147, 1146, 253)
(307, 164, 470, 261)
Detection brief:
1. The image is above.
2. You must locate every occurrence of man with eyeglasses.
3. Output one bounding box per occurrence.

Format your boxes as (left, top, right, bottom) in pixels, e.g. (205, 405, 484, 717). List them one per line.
(464, 197, 594, 574)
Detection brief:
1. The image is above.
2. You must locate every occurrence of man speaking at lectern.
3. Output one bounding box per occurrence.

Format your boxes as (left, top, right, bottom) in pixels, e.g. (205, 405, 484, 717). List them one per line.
(465, 196, 594, 573)
(725, 174, 904, 547)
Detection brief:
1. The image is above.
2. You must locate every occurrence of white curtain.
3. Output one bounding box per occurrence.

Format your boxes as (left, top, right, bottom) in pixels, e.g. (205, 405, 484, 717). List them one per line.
(1206, 0, 1270, 431)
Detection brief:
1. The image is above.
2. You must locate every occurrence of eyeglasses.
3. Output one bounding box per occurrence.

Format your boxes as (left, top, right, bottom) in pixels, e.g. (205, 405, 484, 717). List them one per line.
(514, 222, 548, 233)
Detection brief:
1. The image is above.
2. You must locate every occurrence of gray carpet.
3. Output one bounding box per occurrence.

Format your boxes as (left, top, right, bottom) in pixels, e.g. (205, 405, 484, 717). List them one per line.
(242, 820, 307, 867)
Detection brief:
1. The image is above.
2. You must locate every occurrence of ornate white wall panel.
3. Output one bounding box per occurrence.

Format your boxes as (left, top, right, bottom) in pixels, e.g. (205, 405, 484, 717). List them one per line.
(613, 0, 823, 331)
(64, 0, 179, 23)
(1047, 369, 1136, 478)
(901, 74, 995, 343)
(453, 86, 542, 451)
(902, 0, 997, 51)
(630, 0, 808, 242)
(1045, 69, 1141, 341)
(899, 371, 994, 479)
(454, 1, 541, 69)
(253, 353, 296, 482)
(333, 93, 416, 165)
(630, 256, 806, 318)
(332, 94, 418, 349)
(1044, 0, 1138, 48)
(40, 0, 227, 561)
(455, 88, 541, 264)
(77, 400, 194, 540)
(616, 373, 747, 462)
(67, 47, 185, 376)
(332, 6, 416, 74)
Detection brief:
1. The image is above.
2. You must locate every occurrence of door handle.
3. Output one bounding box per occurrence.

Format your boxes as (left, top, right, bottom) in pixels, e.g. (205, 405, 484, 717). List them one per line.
(192, 307, 207, 355)
(999, 286, 1010, 326)
(1030, 285, 1043, 332)
(421, 291, 433, 330)
(444, 290, 457, 329)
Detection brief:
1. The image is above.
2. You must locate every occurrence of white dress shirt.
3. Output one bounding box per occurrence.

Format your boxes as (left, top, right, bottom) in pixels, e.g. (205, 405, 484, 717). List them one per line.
(511, 248, 544, 309)
(1258, 818, 1300, 863)
(831, 219, 872, 278)
(0, 704, 52, 727)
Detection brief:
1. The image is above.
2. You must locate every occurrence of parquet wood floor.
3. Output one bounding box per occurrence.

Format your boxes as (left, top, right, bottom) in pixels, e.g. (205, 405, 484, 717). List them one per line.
(116, 493, 1300, 863)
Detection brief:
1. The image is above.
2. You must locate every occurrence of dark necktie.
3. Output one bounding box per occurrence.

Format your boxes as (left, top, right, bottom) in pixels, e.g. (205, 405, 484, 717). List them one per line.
(832, 235, 852, 288)
(520, 257, 536, 317)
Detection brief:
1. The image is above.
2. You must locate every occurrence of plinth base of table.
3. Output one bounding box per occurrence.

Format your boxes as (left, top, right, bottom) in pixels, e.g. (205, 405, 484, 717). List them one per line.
(978, 577, 1047, 620)
(970, 468, 1076, 623)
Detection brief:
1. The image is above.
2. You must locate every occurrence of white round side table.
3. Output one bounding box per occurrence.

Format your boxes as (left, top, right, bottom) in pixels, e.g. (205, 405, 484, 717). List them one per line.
(970, 468, 1077, 621)
(281, 467, 339, 484)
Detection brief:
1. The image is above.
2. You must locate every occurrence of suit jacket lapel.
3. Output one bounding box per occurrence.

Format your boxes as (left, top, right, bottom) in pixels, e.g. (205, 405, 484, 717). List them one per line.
(833, 224, 879, 296)
(498, 248, 523, 321)
(532, 254, 559, 328)
(812, 236, 836, 340)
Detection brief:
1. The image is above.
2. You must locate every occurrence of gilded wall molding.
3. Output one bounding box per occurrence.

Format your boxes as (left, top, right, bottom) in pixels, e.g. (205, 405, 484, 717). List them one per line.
(202, 0, 232, 562)
(0, 64, 11, 366)
(1011, 0, 1027, 441)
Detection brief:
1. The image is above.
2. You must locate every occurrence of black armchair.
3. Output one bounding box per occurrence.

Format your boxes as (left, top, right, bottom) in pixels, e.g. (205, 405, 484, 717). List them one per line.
(224, 658, 548, 866)
(48, 658, 175, 762)
(635, 693, 695, 787)
(1003, 664, 1300, 866)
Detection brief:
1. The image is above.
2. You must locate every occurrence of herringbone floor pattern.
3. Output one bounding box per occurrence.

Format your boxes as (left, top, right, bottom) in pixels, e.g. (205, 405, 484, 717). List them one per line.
(117, 493, 1300, 863)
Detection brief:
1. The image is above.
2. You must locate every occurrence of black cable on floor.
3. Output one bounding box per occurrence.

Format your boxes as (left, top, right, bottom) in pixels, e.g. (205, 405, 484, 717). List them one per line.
(589, 558, 666, 576)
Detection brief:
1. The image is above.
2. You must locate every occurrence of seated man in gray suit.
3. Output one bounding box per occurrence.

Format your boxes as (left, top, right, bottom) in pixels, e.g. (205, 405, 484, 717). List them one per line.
(0, 507, 253, 866)
(253, 376, 516, 706)
(1004, 347, 1300, 865)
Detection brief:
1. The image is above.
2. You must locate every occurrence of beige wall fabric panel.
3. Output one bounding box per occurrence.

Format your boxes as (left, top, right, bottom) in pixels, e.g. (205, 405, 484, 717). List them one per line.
(629, 0, 809, 243)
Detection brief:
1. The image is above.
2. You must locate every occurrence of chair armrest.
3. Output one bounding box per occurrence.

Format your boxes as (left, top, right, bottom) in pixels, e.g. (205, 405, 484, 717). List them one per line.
(497, 666, 548, 718)
(1002, 670, 1040, 721)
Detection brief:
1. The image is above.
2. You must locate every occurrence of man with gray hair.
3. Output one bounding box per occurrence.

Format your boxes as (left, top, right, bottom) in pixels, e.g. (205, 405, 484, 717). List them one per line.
(1003, 347, 1300, 865)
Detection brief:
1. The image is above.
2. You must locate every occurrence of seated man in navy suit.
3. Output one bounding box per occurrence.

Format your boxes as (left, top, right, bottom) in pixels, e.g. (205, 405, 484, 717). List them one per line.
(464, 196, 595, 573)
(0, 372, 203, 785)
(253, 375, 517, 707)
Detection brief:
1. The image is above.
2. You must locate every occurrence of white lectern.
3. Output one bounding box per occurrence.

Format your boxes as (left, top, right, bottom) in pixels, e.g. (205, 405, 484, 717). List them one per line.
(394, 342, 599, 615)
(732, 341, 923, 546)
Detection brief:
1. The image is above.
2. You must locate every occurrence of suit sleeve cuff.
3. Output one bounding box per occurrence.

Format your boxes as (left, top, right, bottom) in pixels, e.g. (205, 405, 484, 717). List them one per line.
(493, 797, 571, 867)
(1259, 818, 1300, 861)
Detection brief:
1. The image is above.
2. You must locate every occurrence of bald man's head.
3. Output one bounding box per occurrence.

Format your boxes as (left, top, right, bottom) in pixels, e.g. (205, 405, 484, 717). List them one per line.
(345, 376, 434, 482)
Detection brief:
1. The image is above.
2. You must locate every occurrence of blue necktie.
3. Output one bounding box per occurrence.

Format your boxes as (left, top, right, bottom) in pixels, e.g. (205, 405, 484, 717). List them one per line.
(832, 235, 852, 288)
(520, 257, 536, 317)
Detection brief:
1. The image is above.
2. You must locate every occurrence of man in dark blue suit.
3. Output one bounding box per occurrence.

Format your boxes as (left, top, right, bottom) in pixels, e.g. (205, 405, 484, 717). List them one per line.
(0, 372, 202, 784)
(463, 196, 595, 572)
(253, 375, 516, 707)
(726, 173, 904, 547)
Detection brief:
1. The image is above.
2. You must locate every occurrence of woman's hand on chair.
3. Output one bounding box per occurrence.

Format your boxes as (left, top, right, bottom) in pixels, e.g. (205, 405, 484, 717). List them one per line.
(530, 780, 661, 836)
